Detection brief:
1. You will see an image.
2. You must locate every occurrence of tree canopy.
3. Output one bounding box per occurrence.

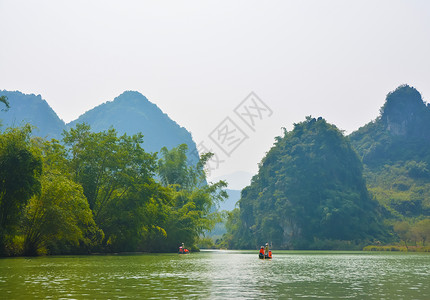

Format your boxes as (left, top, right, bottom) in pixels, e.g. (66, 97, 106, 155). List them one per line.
(0, 125, 42, 255)
(0, 122, 227, 255)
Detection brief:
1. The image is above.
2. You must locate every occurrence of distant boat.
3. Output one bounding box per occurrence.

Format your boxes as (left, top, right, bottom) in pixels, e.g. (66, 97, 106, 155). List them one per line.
(178, 244, 189, 254)
(259, 252, 272, 259)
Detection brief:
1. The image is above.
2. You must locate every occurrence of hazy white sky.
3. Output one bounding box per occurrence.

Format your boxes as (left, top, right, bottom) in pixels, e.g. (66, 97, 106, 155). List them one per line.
(1, 0, 430, 187)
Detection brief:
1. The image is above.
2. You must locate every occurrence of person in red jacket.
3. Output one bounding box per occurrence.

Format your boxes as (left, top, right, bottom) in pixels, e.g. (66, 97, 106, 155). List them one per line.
(259, 246, 265, 258)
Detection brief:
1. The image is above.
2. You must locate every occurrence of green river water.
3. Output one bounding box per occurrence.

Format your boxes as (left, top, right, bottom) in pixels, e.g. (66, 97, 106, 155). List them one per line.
(1, 250, 429, 299)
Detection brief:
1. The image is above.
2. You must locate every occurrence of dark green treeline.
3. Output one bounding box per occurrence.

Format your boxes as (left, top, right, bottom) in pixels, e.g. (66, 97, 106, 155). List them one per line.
(0, 121, 226, 256)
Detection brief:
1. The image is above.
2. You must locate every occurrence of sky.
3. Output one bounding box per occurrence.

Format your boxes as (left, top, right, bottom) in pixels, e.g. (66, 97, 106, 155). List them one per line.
(1, 0, 430, 189)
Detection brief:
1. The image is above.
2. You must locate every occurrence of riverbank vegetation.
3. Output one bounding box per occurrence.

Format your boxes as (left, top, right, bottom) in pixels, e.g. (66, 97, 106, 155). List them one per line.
(0, 123, 226, 256)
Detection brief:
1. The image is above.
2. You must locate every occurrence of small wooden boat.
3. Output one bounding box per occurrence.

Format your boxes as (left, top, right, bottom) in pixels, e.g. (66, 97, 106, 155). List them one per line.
(178, 247, 189, 254)
(259, 249, 272, 259)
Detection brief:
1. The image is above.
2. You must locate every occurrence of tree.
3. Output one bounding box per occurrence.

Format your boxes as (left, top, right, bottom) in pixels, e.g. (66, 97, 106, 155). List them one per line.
(22, 172, 98, 255)
(410, 219, 430, 247)
(158, 144, 190, 187)
(394, 221, 411, 249)
(0, 125, 42, 255)
(154, 146, 227, 251)
(62, 123, 158, 250)
(20, 138, 103, 255)
(158, 144, 205, 189)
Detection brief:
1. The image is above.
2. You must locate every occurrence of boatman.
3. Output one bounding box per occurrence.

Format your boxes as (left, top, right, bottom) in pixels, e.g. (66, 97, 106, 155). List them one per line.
(265, 243, 269, 256)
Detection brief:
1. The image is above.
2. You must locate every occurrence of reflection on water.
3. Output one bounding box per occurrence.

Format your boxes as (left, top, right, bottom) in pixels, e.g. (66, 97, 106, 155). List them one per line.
(1, 250, 429, 299)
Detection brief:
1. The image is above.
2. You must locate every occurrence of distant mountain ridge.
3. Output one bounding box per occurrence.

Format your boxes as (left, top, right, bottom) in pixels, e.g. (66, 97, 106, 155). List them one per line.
(0, 90, 198, 161)
(68, 91, 198, 159)
(0, 90, 66, 139)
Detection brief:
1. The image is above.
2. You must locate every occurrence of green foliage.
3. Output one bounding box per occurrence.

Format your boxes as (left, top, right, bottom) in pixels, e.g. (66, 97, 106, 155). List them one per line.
(0, 125, 42, 255)
(196, 236, 216, 249)
(222, 117, 384, 249)
(412, 219, 430, 245)
(22, 172, 97, 255)
(151, 147, 227, 252)
(158, 144, 197, 188)
(0, 122, 226, 255)
(63, 123, 158, 251)
(393, 219, 430, 248)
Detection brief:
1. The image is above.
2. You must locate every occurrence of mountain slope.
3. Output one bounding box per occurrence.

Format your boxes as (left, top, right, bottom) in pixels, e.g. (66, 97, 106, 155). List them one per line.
(67, 91, 198, 159)
(349, 85, 430, 218)
(0, 90, 66, 139)
(226, 117, 384, 249)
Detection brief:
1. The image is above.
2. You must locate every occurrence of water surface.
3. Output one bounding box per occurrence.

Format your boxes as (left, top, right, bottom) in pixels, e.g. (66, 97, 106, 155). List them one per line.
(1, 250, 429, 299)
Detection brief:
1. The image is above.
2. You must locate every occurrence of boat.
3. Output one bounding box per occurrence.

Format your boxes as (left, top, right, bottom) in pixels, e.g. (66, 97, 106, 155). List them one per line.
(259, 253, 272, 259)
(178, 244, 190, 254)
(259, 244, 272, 259)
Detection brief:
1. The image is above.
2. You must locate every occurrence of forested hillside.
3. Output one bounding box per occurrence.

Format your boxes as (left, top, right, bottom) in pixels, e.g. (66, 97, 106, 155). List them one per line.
(221, 117, 385, 250)
(349, 85, 430, 220)
(220, 85, 430, 251)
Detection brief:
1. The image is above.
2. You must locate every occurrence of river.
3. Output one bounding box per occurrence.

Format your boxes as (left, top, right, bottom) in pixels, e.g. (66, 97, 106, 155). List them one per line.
(1, 250, 429, 299)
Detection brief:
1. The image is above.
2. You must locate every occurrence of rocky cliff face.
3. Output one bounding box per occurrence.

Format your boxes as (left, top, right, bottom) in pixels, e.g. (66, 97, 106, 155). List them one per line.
(350, 85, 430, 166)
(381, 85, 430, 138)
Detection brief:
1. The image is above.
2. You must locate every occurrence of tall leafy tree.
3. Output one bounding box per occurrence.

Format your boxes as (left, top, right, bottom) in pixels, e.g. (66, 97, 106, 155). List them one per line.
(22, 172, 97, 255)
(0, 125, 42, 255)
(62, 123, 158, 250)
(21, 138, 102, 255)
(155, 146, 227, 251)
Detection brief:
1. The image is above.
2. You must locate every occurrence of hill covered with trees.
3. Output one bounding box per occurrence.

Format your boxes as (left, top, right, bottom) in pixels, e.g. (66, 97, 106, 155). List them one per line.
(221, 117, 386, 250)
(349, 85, 430, 245)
